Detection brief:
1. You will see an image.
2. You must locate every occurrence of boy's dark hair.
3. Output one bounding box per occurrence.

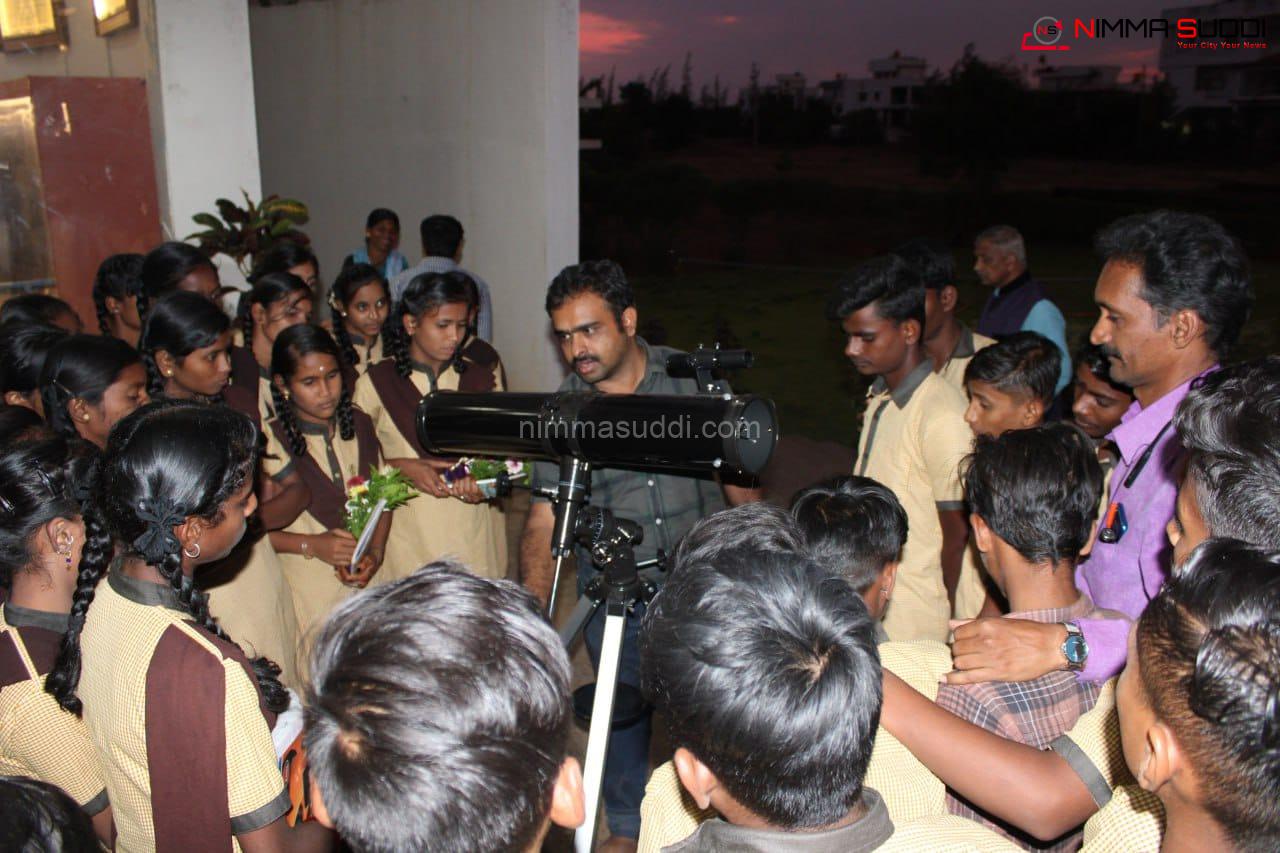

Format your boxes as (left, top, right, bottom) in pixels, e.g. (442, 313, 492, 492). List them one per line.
(545, 260, 635, 324)
(1094, 210, 1253, 358)
(420, 214, 464, 258)
(964, 422, 1103, 564)
(893, 238, 954, 291)
(365, 207, 399, 231)
(1175, 357, 1280, 551)
(672, 502, 805, 567)
(0, 776, 98, 853)
(791, 475, 908, 593)
(826, 254, 925, 327)
(1137, 538, 1280, 850)
(1074, 340, 1131, 395)
(640, 549, 882, 829)
(304, 563, 571, 853)
(964, 331, 1061, 408)
(0, 294, 77, 329)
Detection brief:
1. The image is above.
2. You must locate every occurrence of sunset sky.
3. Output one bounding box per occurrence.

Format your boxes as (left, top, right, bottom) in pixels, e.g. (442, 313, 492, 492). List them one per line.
(580, 0, 1171, 95)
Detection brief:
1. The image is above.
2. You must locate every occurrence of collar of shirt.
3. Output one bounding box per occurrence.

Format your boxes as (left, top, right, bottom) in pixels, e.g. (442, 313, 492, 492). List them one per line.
(108, 562, 186, 613)
(868, 358, 933, 409)
(1, 602, 70, 633)
(673, 789, 893, 853)
(1007, 593, 1094, 625)
(296, 418, 334, 437)
(991, 270, 1032, 301)
(414, 256, 459, 273)
(1109, 368, 1213, 465)
(948, 324, 977, 362)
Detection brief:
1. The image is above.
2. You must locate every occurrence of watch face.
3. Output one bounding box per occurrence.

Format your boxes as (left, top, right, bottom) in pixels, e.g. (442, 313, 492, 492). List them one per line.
(1064, 634, 1088, 664)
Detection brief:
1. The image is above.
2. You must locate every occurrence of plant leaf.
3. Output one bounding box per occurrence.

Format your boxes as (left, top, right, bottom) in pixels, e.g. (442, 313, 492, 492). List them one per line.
(191, 213, 227, 231)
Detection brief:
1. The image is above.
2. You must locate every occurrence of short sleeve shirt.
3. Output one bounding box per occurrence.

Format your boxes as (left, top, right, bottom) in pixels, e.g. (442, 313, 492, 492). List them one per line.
(0, 604, 108, 813)
(530, 339, 726, 572)
(855, 360, 972, 641)
(78, 569, 288, 852)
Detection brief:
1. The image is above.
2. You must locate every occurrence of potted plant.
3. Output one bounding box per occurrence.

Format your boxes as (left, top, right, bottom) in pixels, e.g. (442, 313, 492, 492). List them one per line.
(186, 192, 311, 277)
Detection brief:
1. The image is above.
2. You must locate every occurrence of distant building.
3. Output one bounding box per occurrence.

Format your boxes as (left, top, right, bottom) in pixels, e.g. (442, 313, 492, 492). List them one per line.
(1034, 64, 1122, 92)
(818, 51, 927, 139)
(1159, 0, 1280, 112)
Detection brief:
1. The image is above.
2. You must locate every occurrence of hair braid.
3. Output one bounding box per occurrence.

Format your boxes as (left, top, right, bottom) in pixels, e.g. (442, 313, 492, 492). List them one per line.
(387, 312, 411, 379)
(141, 350, 167, 399)
(45, 507, 112, 715)
(332, 317, 360, 372)
(336, 387, 356, 442)
(269, 382, 307, 457)
(93, 291, 113, 337)
(158, 535, 289, 714)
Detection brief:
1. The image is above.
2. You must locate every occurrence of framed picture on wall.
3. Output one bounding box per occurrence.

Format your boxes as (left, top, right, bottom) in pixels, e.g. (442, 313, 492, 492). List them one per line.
(93, 0, 137, 36)
(0, 0, 67, 53)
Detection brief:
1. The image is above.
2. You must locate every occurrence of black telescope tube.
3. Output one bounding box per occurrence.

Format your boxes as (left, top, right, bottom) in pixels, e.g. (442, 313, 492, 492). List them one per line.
(416, 390, 778, 475)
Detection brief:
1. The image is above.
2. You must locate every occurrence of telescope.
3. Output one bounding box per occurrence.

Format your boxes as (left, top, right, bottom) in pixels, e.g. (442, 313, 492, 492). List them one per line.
(416, 390, 777, 476)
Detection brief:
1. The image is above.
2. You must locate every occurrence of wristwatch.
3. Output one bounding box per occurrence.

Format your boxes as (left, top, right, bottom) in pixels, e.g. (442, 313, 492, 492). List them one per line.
(1061, 622, 1088, 671)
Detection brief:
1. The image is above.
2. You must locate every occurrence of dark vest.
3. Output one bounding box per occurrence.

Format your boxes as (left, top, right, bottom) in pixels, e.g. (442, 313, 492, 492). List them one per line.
(229, 345, 264, 412)
(976, 273, 1052, 340)
(365, 340, 501, 458)
(267, 410, 380, 530)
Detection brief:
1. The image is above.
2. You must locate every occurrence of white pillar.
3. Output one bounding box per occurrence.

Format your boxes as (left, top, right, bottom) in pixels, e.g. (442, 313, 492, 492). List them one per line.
(149, 0, 262, 285)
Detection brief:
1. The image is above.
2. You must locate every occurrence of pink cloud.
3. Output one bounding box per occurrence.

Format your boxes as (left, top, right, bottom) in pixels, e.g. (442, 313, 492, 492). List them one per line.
(580, 11, 651, 55)
(715, 15, 741, 25)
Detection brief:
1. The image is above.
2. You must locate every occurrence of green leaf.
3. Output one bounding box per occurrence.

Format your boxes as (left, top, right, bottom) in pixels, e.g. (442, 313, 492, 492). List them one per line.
(191, 213, 227, 231)
(269, 219, 295, 237)
(216, 198, 250, 224)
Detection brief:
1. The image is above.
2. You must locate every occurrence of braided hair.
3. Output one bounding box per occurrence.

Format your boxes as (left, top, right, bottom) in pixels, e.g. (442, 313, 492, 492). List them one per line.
(137, 293, 230, 399)
(91, 253, 145, 337)
(329, 263, 389, 371)
(269, 325, 355, 458)
(385, 272, 476, 380)
(0, 437, 91, 589)
(45, 399, 287, 715)
(236, 272, 311, 351)
(39, 335, 143, 443)
(138, 242, 218, 319)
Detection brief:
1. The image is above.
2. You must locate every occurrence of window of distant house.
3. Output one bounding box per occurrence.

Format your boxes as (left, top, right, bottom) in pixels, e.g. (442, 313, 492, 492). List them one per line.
(891, 87, 907, 105)
(859, 91, 867, 102)
(873, 91, 880, 101)
(1195, 66, 1228, 92)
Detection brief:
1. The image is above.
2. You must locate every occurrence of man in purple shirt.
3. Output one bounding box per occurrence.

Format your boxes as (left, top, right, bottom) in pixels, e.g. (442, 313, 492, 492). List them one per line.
(946, 210, 1254, 685)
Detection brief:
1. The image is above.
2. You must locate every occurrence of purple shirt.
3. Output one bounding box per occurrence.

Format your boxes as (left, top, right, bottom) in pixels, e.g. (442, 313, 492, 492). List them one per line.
(1074, 372, 1207, 681)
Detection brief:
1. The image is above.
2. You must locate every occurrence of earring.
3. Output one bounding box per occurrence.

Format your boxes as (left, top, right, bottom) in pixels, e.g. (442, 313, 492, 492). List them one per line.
(182, 543, 201, 559)
(165, 370, 174, 377)
(81, 414, 91, 422)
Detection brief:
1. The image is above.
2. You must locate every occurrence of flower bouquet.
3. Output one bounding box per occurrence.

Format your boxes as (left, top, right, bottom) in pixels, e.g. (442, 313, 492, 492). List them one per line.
(443, 458, 529, 499)
(344, 466, 419, 540)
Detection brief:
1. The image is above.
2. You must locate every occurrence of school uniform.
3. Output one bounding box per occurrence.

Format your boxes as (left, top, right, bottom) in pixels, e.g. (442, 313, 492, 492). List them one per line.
(229, 345, 275, 426)
(201, 532, 303, 690)
(0, 604, 108, 815)
(352, 340, 508, 580)
(262, 408, 414, 632)
(854, 360, 986, 640)
(78, 566, 288, 851)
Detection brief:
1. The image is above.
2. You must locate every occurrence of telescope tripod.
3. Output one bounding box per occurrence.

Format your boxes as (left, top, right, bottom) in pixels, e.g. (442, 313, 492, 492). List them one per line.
(501, 459, 661, 852)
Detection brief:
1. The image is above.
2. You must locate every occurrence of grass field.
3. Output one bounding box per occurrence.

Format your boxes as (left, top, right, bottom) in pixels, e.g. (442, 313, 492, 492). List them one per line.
(632, 253, 1278, 444)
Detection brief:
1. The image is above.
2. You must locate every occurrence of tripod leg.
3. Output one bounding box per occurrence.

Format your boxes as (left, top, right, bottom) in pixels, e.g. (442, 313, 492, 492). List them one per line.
(547, 553, 568, 620)
(575, 606, 626, 853)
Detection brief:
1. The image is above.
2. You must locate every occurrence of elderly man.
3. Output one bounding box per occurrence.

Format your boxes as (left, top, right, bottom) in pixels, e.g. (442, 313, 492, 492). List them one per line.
(973, 225, 1071, 394)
